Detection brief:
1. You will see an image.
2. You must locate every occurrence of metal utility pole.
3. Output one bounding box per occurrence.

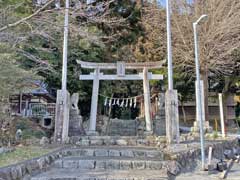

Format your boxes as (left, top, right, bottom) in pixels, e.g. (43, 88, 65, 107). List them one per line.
(61, 0, 69, 92)
(165, 0, 179, 144)
(193, 14, 208, 170)
(166, 0, 173, 90)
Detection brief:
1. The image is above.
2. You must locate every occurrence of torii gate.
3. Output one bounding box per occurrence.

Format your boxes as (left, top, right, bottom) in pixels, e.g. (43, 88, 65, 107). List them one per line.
(77, 60, 164, 134)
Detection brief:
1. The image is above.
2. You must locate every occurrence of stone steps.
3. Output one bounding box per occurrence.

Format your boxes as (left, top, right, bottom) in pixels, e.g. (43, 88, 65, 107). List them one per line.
(64, 147, 165, 159)
(30, 146, 170, 179)
(70, 136, 158, 146)
(53, 156, 165, 170)
(31, 169, 169, 180)
(52, 147, 166, 170)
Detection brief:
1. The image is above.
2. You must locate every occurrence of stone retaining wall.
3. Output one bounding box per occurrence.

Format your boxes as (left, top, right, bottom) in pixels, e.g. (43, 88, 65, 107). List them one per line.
(0, 147, 69, 180)
(167, 139, 239, 174)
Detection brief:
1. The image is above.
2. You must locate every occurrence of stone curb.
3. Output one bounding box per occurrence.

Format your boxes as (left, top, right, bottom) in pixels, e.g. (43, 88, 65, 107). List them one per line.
(0, 146, 69, 180)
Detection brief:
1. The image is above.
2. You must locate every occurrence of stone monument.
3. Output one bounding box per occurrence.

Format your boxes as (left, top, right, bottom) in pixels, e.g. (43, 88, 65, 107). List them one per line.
(69, 93, 84, 136)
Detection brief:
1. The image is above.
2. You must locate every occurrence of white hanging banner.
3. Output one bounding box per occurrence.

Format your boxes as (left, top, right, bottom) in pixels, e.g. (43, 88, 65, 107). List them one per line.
(112, 99, 116, 105)
(104, 98, 108, 106)
(125, 98, 129, 107)
(120, 99, 124, 107)
(130, 98, 133, 107)
(116, 99, 120, 106)
(134, 97, 137, 108)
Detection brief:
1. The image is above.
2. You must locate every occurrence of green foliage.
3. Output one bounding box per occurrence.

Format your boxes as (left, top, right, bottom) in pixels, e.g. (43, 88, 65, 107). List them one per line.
(16, 118, 47, 139)
(22, 129, 46, 139)
(212, 131, 219, 139)
(0, 43, 39, 97)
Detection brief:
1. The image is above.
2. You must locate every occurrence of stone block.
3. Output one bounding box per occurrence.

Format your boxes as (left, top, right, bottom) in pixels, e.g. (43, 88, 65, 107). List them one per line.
(137, 139, 149, 146)
(133, 151, 145, 157)
(90, 139, 104, 146)
(121, 150, 134, 157)
(127, 139, 137, 146)
(81, 149, 94, 156)
(76, 139, 90, 146)
(120, 160, 132, 170)
(116, 139, 128, 146)
(10, 167, 18, 180)
(95, 149, 108, 156)
(53, 160, 63, 168)
(22, 174, 31, 180)
(146, 151, 162, 158)
(28, 160, 39, 172)
(146, 161, 163, 170)
(0, 168, 12, 180)
(20, 164, 26, 177)
(63, 160, 79, 168)
(109, 150, 120, 157)
(103, 138, 114, 145)
(106, 160, 120, 169)
(95, 160, 106, 169)
(133, 161, 146, 170)
(79, 160, 95, 169)
(37, 158, 45, 170)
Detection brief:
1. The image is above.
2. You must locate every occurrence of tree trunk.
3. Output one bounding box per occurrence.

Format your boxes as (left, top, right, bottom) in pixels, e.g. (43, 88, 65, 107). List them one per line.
(106, 94, 114, 135)
(222, 77, 231, 127)
(181, 101, 187, 123)
(201, 67, 209, 122)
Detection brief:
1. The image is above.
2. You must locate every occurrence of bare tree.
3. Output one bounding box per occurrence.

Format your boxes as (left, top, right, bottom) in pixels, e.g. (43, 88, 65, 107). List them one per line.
(170, 0, 240, 121)
(130, 0, 240, 121)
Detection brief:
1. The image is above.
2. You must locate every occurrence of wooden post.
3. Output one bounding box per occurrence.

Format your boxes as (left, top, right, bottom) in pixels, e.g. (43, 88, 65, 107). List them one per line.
(208, 146, 213, 165)
(143, 67, 152, 132)
(89, 69, 100, 133)
(19, 92, 22, 114)
(219, 93, 226, 138)
(140, 100, 144, 118)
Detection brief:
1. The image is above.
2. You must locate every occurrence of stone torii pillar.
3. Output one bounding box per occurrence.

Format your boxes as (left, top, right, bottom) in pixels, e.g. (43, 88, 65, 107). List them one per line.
(143, 67, 152, 132)
(89, 69, 100, 133)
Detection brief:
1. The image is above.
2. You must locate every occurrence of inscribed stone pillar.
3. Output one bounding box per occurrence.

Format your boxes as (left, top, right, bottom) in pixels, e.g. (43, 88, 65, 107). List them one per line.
(143, 67, 152, 132)
(54, 90, 70, 143)
(89, 69, 100, 133)
(165, 90, 179, 144)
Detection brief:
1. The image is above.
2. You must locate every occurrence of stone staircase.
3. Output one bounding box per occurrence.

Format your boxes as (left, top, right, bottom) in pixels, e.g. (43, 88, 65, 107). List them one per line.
(31, 145, 170, 180)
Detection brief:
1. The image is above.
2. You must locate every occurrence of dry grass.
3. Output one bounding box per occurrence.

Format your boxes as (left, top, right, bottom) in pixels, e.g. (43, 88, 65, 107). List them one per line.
(0, 145, 53, 168)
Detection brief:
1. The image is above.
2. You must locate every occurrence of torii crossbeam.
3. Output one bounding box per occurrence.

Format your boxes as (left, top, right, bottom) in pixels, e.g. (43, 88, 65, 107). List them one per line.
(77, 60, 164, 134)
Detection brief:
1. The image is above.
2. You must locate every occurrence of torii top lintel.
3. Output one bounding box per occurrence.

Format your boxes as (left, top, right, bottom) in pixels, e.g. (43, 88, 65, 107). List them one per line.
(77, 60, 165, 70)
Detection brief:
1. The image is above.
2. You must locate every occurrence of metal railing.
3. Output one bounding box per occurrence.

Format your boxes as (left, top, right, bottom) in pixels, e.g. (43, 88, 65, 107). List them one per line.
(27, 103, 55, 117)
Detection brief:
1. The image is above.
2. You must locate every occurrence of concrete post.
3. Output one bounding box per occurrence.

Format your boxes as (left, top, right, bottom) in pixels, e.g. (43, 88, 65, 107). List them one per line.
(54, 90, 70, 143)
(192, 80, 212, 133)
(165, 90, 180, 144)
(89, 69, 100, 133)
(143, 67, 152, 132)
(219, 93, 226, 138)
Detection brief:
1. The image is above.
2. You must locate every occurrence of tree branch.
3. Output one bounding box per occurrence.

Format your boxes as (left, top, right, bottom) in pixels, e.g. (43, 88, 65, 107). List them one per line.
(0, 0, 55, 32)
